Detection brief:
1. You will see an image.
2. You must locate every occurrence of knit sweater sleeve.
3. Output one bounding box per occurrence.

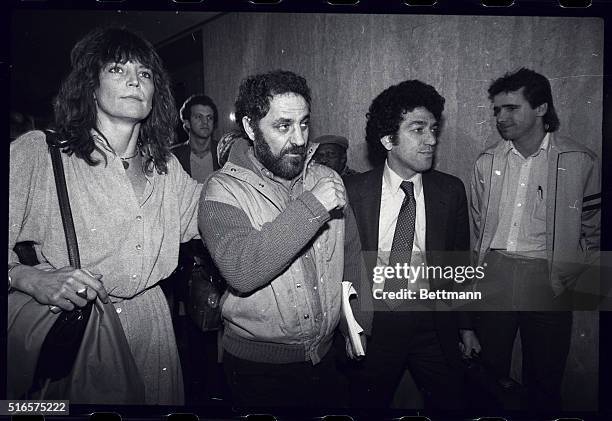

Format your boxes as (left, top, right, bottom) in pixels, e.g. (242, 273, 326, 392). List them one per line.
(199, 186, 331, 294)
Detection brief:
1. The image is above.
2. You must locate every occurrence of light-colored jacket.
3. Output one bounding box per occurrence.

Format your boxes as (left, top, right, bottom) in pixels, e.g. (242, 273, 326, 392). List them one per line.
(203, 141, 344, 364)
(470, 133, 600, 295)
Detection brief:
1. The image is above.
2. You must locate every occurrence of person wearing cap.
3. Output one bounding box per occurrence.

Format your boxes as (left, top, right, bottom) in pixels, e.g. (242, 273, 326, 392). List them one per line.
(312, 134, 359, 177)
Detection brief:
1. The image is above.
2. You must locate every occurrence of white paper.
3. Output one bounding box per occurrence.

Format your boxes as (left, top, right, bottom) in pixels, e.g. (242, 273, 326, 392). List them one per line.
(341, 281, 365, 357)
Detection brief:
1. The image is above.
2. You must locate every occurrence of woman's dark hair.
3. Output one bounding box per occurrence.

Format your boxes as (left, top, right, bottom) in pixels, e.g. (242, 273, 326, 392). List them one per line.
(53, 26, 177, 174)
(488, 67, 559, 133)
(365, 80, 445, 163)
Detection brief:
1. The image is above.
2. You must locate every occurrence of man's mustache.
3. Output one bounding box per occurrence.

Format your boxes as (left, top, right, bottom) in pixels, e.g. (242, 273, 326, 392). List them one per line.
(282, 145, 307, 156)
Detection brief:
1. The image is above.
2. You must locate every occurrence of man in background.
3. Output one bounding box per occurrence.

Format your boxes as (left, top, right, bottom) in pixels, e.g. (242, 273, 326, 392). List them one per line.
(312, 134, 359, 176)
(170, 94, 226, 403)
(174, 94, 220, 182)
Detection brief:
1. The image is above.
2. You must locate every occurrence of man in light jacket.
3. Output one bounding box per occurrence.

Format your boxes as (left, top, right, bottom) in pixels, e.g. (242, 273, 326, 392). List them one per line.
(199, 70, 367, 408)
(470, 68, 600, 410)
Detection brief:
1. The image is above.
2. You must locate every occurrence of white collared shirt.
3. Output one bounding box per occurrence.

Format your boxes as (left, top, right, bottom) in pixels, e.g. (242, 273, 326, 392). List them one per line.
(375, 161, 427, 293)
(490, 133, 549, 258)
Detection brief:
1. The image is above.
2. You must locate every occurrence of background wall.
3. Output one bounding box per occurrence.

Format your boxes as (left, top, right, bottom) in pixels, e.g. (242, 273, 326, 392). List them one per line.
(9, 10, 219, 127)
(202, 13, 603, 185)
(200, 13, 603, 410)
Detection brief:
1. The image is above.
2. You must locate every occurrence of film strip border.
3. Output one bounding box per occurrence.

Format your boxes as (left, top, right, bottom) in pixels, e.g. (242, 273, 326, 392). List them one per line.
(2, 0, 611, 420)
(5, 0, 606, 10)
(12, 0, 597, 5)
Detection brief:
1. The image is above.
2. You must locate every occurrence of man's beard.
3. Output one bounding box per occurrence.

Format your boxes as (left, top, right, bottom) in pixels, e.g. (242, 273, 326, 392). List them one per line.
(253, 125, 306, 180)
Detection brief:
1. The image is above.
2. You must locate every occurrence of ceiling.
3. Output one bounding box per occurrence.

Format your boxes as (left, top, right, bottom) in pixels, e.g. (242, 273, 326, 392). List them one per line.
(9, 9, 221, 121)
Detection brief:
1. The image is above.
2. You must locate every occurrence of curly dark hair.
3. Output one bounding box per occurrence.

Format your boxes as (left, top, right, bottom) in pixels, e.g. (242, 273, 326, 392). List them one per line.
(365, 80, 445, 163)
(234, 70, 311, 138)
(53, 26, 177, 174)
(180, 94, 218, 130)
(488, 67, 559, 133)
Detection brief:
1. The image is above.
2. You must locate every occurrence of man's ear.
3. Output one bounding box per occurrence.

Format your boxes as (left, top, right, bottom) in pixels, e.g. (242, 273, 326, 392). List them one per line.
(242, 116, 256, 141)
(380, 135, 394, 151)
(182, 120, 190, 135)
(535, 102, 548, 117)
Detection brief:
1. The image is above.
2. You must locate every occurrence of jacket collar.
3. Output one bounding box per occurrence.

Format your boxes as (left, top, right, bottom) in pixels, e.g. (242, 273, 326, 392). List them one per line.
(483, 132, 584, 156)
(501, 132, 550, 159)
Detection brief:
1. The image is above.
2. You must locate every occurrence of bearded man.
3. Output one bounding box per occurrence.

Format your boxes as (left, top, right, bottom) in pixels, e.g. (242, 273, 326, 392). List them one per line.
(199, 70, 365, 408)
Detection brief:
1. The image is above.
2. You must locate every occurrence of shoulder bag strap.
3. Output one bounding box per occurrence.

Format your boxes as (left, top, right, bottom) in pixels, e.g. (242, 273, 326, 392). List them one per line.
(44, 129, 80, 269)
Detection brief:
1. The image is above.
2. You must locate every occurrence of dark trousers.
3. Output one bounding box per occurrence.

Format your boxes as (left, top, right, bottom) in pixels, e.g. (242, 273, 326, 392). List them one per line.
(475, 311, 572, 410)
(474, 251, 573, 411)
(223, 347, 348, 408)
(346, 311, 465, 410)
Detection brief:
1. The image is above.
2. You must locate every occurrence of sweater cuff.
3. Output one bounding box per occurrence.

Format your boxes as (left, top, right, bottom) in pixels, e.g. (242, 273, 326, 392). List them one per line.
(298, 191, 331, 222)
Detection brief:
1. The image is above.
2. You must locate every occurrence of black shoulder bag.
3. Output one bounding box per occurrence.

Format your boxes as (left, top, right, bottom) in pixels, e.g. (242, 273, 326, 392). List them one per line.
(29, 130, 94, 393)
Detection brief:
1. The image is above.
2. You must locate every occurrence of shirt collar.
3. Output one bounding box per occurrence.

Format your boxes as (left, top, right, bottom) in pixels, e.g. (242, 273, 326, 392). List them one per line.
(539, 132, 550, 152)
(505, 132, 550, 158)
(383, 159, 423, 198)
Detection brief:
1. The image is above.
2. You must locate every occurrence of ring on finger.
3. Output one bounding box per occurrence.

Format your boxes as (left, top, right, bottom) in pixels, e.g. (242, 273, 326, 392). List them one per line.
(76, 287, 88, 299)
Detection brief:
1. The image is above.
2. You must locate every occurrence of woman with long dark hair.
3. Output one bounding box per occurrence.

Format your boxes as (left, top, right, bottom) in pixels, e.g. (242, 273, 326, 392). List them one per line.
(8, 27, 201, 404)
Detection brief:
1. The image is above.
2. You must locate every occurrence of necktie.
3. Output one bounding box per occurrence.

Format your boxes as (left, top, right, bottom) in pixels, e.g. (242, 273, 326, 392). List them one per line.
(384, 181, 416, 308)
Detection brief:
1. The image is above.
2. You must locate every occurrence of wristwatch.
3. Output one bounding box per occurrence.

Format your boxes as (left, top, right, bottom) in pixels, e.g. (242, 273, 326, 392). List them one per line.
(8, 262, 22, 292)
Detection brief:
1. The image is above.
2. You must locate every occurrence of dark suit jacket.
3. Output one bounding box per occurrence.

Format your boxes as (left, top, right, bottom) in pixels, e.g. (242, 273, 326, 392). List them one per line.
(344, 166, 471, 367)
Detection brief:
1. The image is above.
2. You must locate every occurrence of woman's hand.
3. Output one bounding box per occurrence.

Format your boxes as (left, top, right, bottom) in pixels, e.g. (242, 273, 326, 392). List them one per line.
(10, 264, 109, 311)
